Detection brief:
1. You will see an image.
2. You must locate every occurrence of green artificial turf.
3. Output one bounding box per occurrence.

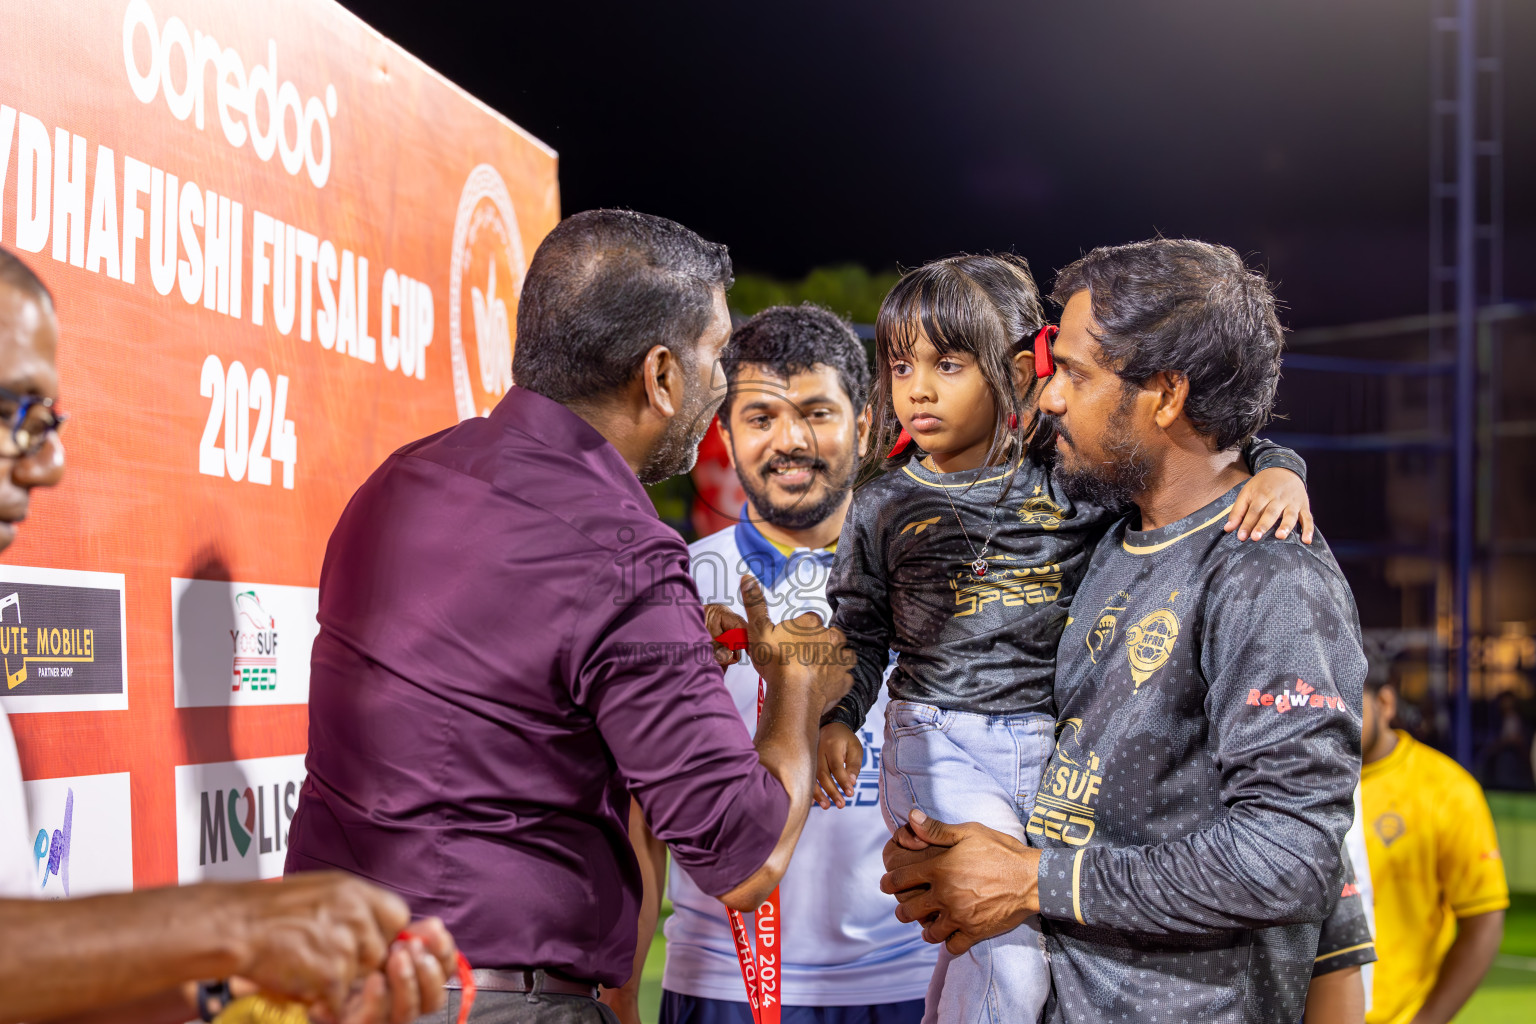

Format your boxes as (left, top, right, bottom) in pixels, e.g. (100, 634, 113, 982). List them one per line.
(635, 896, 1536, 1023)
(639, 909, 668, 1024)
(1456, 893, 1536, 1022)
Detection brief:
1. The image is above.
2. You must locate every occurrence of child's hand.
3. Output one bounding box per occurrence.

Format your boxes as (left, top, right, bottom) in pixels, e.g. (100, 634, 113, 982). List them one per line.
(1226, 468, 1314, 544)
(816, 723, 863, 810)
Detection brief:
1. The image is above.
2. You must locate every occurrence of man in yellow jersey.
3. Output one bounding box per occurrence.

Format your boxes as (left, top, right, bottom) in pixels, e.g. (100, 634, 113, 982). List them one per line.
(1361, 675, 1508, 1024)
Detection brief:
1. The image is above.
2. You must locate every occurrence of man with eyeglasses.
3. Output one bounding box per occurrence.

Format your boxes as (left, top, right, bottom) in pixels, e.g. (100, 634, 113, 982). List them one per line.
(0, 247, 461, 1024)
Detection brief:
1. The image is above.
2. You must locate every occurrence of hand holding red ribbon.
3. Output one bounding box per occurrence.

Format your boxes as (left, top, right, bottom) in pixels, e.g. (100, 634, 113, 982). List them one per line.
(710, 623, 780, 1024)
(396, 931, 475, 1024)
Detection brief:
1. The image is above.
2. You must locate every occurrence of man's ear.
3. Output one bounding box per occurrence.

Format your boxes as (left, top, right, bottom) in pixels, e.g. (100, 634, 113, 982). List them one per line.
(855, 403, 874, 459)
(1148, 371, 1189, 429)
(642, 344, 683, 419)
(1379, 685, 1398, 728)
(717, 415, 737, 470)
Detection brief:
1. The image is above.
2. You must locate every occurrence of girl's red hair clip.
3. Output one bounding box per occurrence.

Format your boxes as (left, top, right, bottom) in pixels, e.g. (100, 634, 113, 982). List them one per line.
(885, 428, 913, 458)
(1034, 325, 1058, 379)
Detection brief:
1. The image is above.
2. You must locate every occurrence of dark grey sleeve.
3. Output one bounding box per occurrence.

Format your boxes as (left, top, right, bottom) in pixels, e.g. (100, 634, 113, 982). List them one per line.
(1244, 436, 1307, 484)
(1038, 544, 1364, 934)
(824, 496, 893, 732)
(1313, 849, 1377, 977)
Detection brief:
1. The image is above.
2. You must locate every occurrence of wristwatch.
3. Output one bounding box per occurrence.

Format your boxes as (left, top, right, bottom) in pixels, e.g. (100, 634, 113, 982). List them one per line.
(196, 979, 234, 1022)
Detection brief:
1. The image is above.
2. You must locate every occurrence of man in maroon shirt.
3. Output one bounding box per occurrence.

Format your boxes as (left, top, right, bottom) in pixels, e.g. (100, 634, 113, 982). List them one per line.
(286, 210, 843, 1023)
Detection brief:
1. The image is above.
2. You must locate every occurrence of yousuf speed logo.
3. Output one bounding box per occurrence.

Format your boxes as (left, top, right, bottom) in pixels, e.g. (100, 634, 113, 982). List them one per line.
(230, 590, 277, 693)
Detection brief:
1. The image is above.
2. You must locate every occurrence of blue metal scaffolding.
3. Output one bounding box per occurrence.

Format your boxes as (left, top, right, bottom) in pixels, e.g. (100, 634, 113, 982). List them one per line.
(1269, 2, 1505, 767)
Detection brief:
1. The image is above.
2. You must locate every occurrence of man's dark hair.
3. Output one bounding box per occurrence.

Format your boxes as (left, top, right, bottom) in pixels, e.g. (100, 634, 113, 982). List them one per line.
(719, 304, 871, 425)
(0, 247, 53, 308)
(512, 209, 732, 405)
(1051, 239, 1283, 451)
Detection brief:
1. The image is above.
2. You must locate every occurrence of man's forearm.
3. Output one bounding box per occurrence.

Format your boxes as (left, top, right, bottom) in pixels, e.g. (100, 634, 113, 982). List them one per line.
(1410, 910, 1504, 1024)
(0, 887, 247, 1023)
(1039, 813, 1346, 935)
(37, 985, 197, 1024)
(719, 668, 822, 911)
(602, 802, 668, 1023)
(1304, 967, 1364, 1024)
(821, 640, 882, 731)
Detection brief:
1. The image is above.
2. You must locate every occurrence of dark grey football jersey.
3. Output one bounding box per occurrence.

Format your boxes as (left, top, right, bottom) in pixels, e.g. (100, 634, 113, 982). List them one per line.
(827, 453, 1100, 723)
(1032, 482, 1365, 1023)
(825, 442, 1308, 729)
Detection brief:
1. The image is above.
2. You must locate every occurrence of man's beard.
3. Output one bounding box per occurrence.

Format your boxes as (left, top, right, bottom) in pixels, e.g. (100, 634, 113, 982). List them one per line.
(638, 384, 718, 485)
(1042, 401, 1152, 514)
(737, 450, 855, 531)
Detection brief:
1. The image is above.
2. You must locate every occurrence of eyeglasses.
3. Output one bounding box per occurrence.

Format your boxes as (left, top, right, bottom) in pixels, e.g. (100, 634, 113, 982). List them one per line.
(0, 386, 65, 458)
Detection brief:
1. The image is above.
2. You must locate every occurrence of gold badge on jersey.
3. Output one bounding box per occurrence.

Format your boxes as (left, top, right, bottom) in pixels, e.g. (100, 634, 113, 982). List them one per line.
(901, 516, 942, 537)
(1124, 608, 1179, 688)
(1374, 811, 1406, 848)
(1086, 593, 1129, 664)
(1017, 488, 1067, 530)
(1087, 614, 1118, 663)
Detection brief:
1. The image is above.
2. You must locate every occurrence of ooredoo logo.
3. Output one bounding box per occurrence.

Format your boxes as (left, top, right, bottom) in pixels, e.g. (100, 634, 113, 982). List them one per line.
(121, 0, 338, 188)
(448, 165, 525, 420)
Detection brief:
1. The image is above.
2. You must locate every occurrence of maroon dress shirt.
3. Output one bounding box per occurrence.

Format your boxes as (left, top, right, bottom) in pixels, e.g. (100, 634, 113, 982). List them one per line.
(285, 386, 789, 985)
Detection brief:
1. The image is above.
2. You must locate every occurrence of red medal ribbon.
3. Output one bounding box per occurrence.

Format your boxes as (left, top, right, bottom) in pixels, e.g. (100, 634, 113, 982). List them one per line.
(724, 672, 780, 1024)
(712, 628, 780, 1024)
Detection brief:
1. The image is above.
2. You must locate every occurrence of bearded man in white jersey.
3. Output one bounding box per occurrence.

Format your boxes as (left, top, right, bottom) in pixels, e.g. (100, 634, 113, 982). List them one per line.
(601, 305, 936, 1024)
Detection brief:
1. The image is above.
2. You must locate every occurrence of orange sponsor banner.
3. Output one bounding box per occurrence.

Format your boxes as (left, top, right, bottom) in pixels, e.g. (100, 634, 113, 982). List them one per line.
(0, 0, 558, 890)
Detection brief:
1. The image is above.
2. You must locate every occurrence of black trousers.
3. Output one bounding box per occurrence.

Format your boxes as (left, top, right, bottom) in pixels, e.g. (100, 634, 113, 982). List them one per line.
(420, 990, 621, 1024)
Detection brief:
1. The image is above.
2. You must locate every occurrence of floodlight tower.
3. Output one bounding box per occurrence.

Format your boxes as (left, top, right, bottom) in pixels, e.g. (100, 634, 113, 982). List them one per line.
(1429, 0, 1502, 767)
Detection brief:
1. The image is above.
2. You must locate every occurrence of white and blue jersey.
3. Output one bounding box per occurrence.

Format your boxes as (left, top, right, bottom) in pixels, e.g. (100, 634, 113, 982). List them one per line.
(663, 515, 937, 1007)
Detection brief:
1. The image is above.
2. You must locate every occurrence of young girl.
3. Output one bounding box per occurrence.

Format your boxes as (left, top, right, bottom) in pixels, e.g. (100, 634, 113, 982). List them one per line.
(816, 253, 1310, 1024)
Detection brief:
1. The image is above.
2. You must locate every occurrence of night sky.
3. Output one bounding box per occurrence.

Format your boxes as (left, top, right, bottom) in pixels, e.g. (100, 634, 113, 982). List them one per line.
(340, 0, 1532, 329)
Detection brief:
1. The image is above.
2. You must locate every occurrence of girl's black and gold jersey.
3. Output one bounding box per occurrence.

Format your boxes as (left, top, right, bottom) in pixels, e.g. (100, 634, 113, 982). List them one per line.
(824, 441, 1307, 730)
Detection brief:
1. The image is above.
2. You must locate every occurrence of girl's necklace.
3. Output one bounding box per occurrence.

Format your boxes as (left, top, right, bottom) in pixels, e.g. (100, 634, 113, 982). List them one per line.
(930, 460, 1009, 578)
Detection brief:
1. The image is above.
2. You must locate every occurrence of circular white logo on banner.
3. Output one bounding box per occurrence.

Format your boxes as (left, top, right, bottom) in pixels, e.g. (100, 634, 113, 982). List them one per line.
(448, 165, 526, 420)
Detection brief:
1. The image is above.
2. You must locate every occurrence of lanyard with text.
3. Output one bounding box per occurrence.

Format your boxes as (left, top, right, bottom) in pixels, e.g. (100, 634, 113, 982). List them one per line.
(716, 627, 781, 1024)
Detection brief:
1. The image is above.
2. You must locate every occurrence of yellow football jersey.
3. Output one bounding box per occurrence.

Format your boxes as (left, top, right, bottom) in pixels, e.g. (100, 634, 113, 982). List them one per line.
(1361, 730, 1509, 1024)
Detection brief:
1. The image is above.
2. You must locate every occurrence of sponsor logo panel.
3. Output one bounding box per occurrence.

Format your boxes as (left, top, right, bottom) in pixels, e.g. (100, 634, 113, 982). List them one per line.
(171, 579, 319, 707)
(22, 772, 134, 898)
(0, 566, 128, 714)
(175, 755, 305, 883)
